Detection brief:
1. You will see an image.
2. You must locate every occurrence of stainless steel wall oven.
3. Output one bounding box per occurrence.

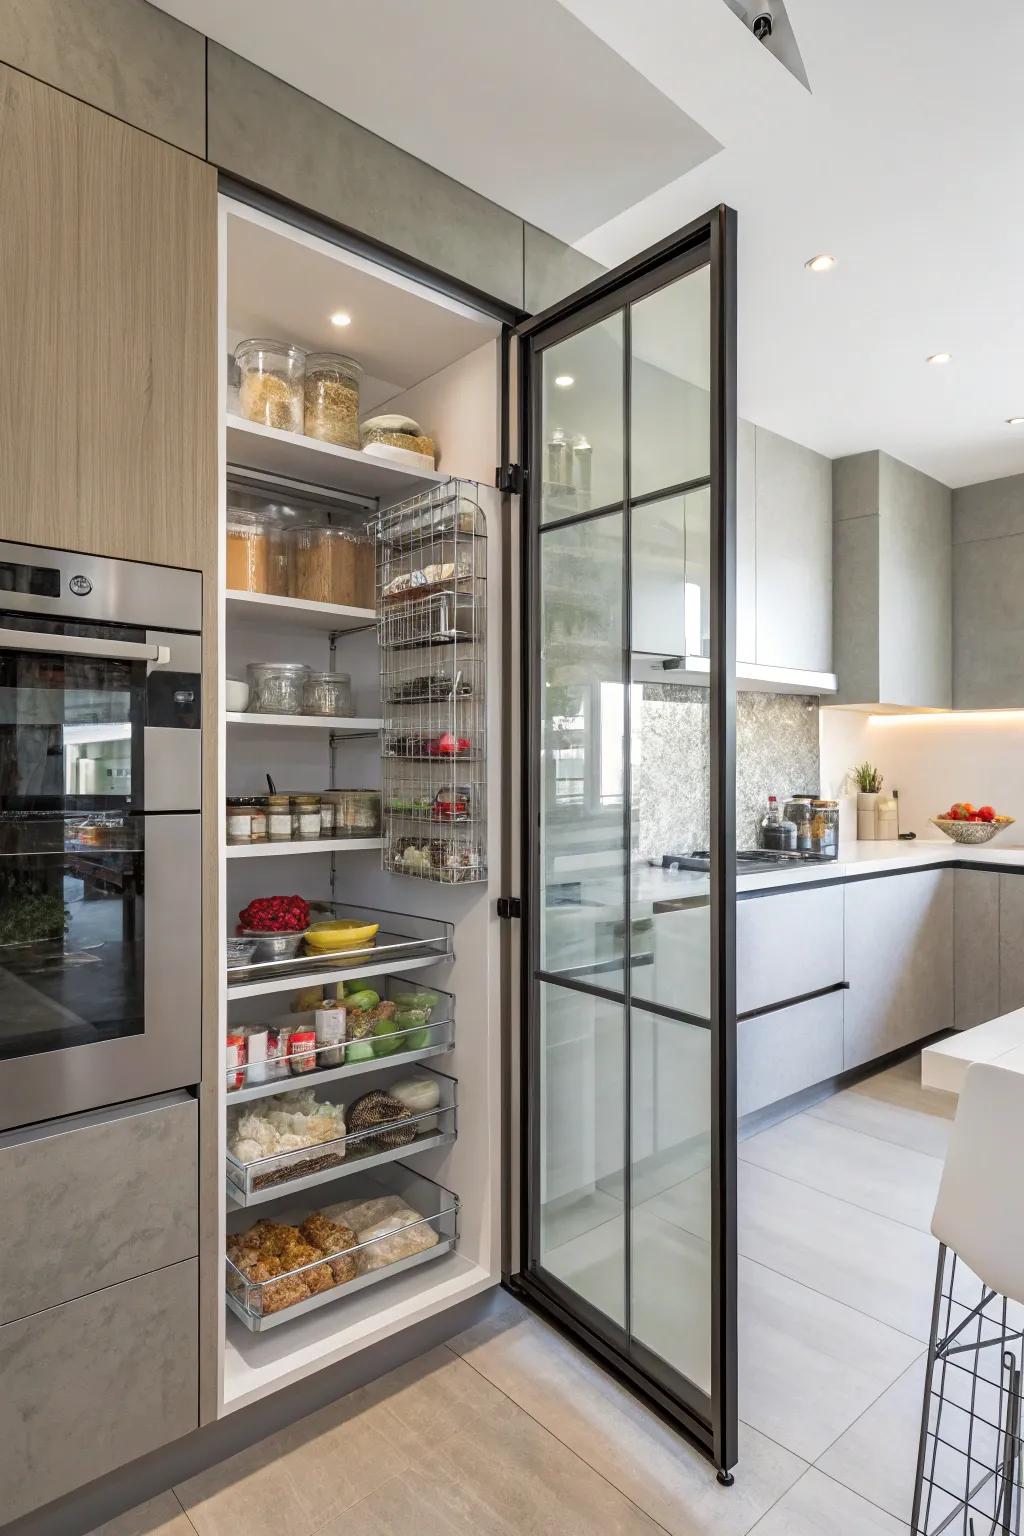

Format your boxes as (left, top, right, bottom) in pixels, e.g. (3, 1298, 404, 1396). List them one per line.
(0, 540, 203, 1131)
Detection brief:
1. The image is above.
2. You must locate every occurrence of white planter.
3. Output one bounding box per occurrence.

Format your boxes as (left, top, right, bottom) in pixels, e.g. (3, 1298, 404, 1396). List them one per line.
(857, 791, 879, 841)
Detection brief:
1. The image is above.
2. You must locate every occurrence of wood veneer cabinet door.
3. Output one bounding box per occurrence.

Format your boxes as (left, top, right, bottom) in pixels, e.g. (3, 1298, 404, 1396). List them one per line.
(0, 63, 216, 568)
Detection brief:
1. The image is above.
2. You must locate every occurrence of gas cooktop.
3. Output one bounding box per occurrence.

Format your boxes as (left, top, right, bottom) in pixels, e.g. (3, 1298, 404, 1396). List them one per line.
(660, 849, 837, 872)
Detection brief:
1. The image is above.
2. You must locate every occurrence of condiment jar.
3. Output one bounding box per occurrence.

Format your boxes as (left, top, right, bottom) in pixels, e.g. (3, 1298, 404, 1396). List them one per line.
(266, 793, 292, 842)
(302, 671, 354, 718)
(290, 793, 321, 841)
(811, 799, 840, 857)
(246, 661, 309, 715)
(304, 353, 362, 447)
(226, 797, 254, 845)
(783, 795, 816, 853)
(235, 338, 305, 434)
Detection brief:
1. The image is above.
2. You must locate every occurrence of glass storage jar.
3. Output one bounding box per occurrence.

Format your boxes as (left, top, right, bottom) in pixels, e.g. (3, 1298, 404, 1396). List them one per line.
(783, 795, 816, 853)
(319, 798, 336, 838)
(266, 793, 292, 841)
(226, 796, 268, 844)
(811, 799, 840, 857)
(290, 793, 321, 841)
(235, 338, 305, 434)
(302, 671, 354, 718)
(287, 524, 375, 608)
(226, 516, 273, 594)
(246, 661, 309, 715)
(304, 353, 362, 447)
(324, 788, 382, 836)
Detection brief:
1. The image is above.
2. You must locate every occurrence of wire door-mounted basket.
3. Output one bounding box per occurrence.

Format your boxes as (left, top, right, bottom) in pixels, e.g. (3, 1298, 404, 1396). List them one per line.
(373, 480, 487, 884)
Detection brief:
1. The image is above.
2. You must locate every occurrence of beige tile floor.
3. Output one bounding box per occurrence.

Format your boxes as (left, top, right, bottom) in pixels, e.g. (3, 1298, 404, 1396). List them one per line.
(92, 1056, 956, 1536)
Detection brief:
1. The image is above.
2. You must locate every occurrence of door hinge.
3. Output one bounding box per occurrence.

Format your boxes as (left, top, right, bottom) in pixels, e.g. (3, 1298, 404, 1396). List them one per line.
(496, 463, 525, 496)
(497, 896, 522, 920)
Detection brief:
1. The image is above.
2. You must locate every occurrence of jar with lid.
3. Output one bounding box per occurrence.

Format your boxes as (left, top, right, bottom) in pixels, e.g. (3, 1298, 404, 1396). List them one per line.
(226, 516, 271, 594)
(290, 793, 322, 841)
(323, 788, 381, 836)
(235, 339, 305, 434)
(811, 799, 840, 857)
(302, 671, 354, 719)
(286, 524, 375, 608)
(266, 793, 292, 842)
(319, 798, 336, 838)
(226, 796, 268, 845)
(304, 353, 362, 448)
(246, 661, 309, 715)
(783, 795, 816, 853)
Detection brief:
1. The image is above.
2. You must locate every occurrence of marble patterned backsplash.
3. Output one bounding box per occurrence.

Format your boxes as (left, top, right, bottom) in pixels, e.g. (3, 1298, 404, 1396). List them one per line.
(635, 685, 821, 855)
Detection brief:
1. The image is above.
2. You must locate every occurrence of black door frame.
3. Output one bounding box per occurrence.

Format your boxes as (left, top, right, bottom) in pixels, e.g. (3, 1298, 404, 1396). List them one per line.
(510, 204, 738, 1476)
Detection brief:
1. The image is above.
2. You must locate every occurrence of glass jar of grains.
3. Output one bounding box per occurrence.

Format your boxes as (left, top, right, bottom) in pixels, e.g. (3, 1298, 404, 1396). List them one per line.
(235, 339, 306, 434)
(287, 525, 375, 608)
(811, 799, 840, 858)
(302, 671, 354, 718)
(226, 516, 272, 594)
(246, 661, 309, 715)
(304, 353, 362, 447)
(266, 793, 292, 842)
(290, 793, 322, 841)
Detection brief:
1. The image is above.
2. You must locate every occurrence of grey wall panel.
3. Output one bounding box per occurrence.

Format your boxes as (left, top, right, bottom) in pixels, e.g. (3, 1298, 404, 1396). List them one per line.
(833, 449, 880, 522)
(832, 509, 880, 705)
(878, 451, 951, 709)
(954, 869, 1000, 1030)
(0, 1260, 198, 1524)
(208, 44, 524, 310)
(738, 990, 844, 1118)
(953, 472, 1024, 544)
(524, 222, 605, 314)
(0, 0, 204, 155)
(953, 529, 1024, 707)
(0, 1095, 198, 1324)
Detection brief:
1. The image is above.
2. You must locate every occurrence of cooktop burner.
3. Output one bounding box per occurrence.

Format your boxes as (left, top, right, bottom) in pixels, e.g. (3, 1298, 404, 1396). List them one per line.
(661, 849, 837, 871)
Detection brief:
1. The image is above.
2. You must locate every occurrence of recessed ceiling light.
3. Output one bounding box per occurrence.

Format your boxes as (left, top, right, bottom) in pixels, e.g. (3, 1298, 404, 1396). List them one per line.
(330, 311, 352, 327)
(804, 254, 836, 273)
(1008, 417, 1024, 426)
(554, 374, 575, 388)
(927, 352, 952, 365)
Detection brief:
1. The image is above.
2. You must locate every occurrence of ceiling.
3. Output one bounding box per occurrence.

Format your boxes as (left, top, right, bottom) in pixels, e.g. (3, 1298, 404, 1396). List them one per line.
(154, 0, 1024, 488)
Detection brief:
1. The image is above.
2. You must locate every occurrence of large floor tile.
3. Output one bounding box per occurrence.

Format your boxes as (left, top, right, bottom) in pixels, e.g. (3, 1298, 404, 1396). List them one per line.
(450, 1296, 807, 1536)
(738, 1259, 924, 1464)
(739, 1113, 944, 1232)
(817, 1358, 926, 1525)
(748, 1467, 908, 1534)
(87, 1492, 196, 1536)
(542, 1186, 622, 1253)
(646, 1161, 940, 1341)
(807, 1058, 954, 1160)
(327, 1401, 668, 1536)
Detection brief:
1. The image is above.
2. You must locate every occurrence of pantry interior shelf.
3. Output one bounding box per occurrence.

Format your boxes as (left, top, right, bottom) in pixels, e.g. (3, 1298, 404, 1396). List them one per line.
(227, 415, 447, 500)
(226, 713, 383, 733)
(225, 838, 385, 859)
(227, 1021, 455, 1104)
(228, 948, 450, 1002)
(225, 589, 376, 634)
(226, 1122, 458, 1209)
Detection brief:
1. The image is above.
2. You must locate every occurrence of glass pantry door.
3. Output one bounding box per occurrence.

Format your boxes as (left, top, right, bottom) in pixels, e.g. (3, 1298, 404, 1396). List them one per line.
(515, 208, 738, 1474)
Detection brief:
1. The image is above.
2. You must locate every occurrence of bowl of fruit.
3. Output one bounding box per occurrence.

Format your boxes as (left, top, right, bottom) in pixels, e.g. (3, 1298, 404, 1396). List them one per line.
(931, 803, 1015, 845)
(237, 894, 311, 962)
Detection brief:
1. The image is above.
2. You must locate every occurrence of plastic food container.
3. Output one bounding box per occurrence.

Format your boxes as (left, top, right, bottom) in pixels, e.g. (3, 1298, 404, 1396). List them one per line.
(236, 339, 305, 434)
(361, 414, 435, 463)
(302, 671, 354, 718)
(324, 788, 381, 836)
(226, 517, 273, 594)
(287, 525, 375, 608)
(246, 661, 309, 715)
(304, 353, 362, 447)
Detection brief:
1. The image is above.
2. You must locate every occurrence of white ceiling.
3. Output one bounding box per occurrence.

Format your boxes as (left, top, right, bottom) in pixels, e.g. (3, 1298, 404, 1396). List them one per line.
(155, 0, 1024, 487)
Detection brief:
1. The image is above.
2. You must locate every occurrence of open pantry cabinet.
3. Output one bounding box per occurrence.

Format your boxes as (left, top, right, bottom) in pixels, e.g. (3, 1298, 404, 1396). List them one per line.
(214, 193, 511, 1414)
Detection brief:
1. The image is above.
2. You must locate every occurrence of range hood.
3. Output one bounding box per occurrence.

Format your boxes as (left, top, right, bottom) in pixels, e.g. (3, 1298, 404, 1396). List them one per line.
(632, 652, 838, 696)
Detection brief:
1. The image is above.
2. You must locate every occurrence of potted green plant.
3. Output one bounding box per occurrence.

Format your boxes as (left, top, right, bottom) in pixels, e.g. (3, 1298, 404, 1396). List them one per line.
(853, 761, 883, 841)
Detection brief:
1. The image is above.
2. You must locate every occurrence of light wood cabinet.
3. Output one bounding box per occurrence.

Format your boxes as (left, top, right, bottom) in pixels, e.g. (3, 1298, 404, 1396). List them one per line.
(0, 63, 216, 569)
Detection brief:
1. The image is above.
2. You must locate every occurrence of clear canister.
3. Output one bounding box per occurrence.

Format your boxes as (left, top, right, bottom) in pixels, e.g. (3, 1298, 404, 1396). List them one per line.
(783, 795, 816, 853)
(266, 793, 292, 842)
(304, 352, 362, 448)
(811, 799, 840, 857)
(235, 338, 305, 434)
(246, 661, 309, 715)
(302, 671, 354, 718)
(286, 523, 375, 608)
(290, 793, 322, 841)
(323, 788, 381, 835)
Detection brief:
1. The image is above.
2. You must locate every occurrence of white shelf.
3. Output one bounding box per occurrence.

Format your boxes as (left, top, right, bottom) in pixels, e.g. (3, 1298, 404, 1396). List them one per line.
(226, 589, 376, 633)
(225, 712, 382, 732)
(227, 949, 447, 1002)
(225, 837, 383, 859)
(226, 414, 446, 500)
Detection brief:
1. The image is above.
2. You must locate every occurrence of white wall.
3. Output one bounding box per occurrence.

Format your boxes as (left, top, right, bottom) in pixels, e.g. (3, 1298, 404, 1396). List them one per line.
(820, 706, 1024, 845)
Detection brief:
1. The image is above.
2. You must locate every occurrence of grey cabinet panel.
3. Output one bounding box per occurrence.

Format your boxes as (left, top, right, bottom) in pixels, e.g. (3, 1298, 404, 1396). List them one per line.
(955, 869, 1000, 1030)
(832, 512, 880, 704)
(0, 1095, 197, 1324)
(754, 426, 832, 672)
(833, 450, 880, 522)
(953, 473, 1024, 545)
(739, 990, 844, 1118)
(878, 453, 951, 709)
(737, 886, 844, 1016)
(844, 869, 954, 1071)
(737, 417, 756, 663)
(0, 1260, 198, 1523)
(999, 874, 1024, 1015)
(0, 0, 204, 155)
(208, 45, 524, 310)
(524, 223, 605, 314)
(953, 531, 1024, 707)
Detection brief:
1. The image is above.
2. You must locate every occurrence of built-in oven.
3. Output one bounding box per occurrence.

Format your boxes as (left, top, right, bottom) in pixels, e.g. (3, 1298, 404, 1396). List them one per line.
(0, 540, 203, 1132)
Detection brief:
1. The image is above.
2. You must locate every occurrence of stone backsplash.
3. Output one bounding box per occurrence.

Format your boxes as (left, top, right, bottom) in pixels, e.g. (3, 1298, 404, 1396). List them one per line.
(635, 685, 821, 855)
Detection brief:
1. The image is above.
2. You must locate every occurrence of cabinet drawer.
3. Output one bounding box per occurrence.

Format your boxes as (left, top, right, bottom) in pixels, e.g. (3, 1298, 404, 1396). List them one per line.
(738, 990, 844, 1118)
(737, 885, 844, 1015)
(0, 1093, 197, 1324)
(0, 1259, 198, 1523)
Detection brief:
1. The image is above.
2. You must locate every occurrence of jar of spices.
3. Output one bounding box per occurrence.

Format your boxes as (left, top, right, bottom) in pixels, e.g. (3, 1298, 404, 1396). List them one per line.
(235, 338, 305, 434)
(290, 793, 322, 841)
(226, 796, 268, 844)
(304, 353, 361, 447)
(811, 799, 840, 858)
(246, 661, 309, 715)
(783, 795, 816, 853)
(302, 671, 354, 718)
(266, 793, 292, 842)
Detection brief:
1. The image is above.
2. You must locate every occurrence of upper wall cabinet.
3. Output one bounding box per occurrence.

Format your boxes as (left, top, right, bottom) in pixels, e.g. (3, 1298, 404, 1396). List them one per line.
(832, 449, 952, 709)
(751, 424, 832, 673)
(0, 64, 217, 570)
(952, 473, 1024, 707)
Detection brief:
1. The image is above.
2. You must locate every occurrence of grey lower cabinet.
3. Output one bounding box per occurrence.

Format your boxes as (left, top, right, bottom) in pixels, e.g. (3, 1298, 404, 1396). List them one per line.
(737, 884, 844, 1015)
(999, 873, 1024, 1014)
(738, 989, 844, 1117)
(843, 869, 954, 1070)
(0, 1259, 198, 1524)
(954, 869, 1000, 1029)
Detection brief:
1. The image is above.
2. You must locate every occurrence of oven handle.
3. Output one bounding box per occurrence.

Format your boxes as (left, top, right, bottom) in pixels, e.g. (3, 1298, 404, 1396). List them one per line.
(0, 628, 171, 664)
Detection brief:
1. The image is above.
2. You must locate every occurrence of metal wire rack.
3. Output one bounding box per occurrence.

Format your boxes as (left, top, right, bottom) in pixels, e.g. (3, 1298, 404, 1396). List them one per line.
(373, 480, 487, 884)
(913, 1242, 1024, 1534)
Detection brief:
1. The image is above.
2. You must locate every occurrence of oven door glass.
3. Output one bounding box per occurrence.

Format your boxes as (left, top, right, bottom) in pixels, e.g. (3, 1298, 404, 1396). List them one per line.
(0, 814, 144, 1058)
(0, 616, 146, 816)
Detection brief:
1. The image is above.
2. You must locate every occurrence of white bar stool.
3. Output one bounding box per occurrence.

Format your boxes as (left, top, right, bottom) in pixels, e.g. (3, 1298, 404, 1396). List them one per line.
(912, 1060, 1024, 1534)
